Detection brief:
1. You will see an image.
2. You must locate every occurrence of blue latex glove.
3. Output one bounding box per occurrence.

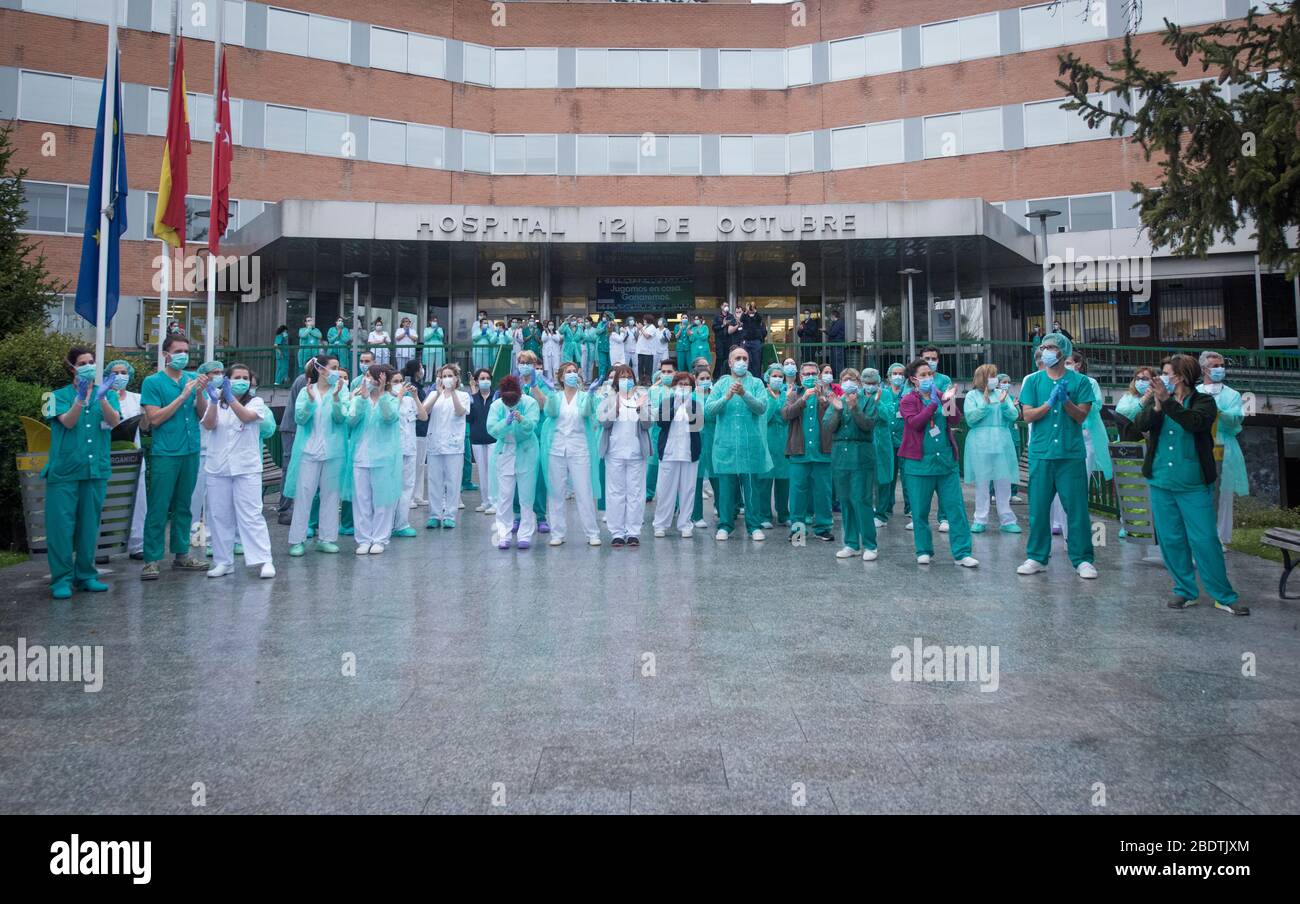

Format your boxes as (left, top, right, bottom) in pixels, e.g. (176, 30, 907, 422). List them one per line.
(205, 382, 221, 403)
(1050, 382, 1067, 407)
(587, 376, 603, 393)
(929, 385, 942, 404)
(221, 379, 236, 404)
(94, 376, 116, 402)
(73, 377, 91, 401)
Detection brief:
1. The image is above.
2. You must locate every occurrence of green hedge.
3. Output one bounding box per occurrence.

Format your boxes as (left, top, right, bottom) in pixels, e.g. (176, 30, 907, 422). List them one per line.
(0, 377, 52, 550)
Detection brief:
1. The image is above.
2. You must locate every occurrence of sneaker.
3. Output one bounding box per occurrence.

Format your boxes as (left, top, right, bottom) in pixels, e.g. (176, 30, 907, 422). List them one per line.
(207, 564, 233, 578)
(751, 530, 766, 541)
(393, 527, 418, 538)
(836, 546, 856, 559)
(626, 536, 639, 547)
(905, 520, 914, 531)
(51, 582, 73, 600)
(654, 528, 666, 538)
(410, 500, 420, 508)
(970, 522, 987, 534)
(1213, 601, 1250, 616)
(862, 548, 878, 562)
(141, 562, 161, 580)
(517, 540, 531, 550)
(1076, 562, 1098, 579)
(611, 537, 626, 547)
(260, 563, 276, 579)
(958, 556, 979, 568)
(1010, 494, 1024, 504)
(497, 537, 512, 550)
(369, 544, 385, 555)
(288, 543, 305, 558)
(917, 554, 931, 565)
(537, 520, 550, 534)
(173, 556, 207, 571)
(693, 520, 707, 529)
(549, 536, 565, 546)
(999, 523, 1022, 534)
(73, 578, 110, 593)
(426, 518, 441, 529)
(761, 521, 774, 530)
(476, 504, 486, 513)
(315, 541, 339, 554)
(128, 552, 144, 560)
(458, 501, 466, 509)
(356, 543, 371, 556)
(874, 517, 886, 528)
(485, 506, 497, 515)
(680, 529, 693, 539)
(938, 520, 950, 533)
(814, 530, 834, 543)
(715, 529, 729, 541)
(1017, 559, 1048, 575)
(442, 519, 456, 529)
(1167, 597, 1197, 610)
(588, 537, 602, 546)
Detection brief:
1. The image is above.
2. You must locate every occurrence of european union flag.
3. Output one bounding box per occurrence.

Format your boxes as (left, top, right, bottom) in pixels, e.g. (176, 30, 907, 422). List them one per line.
(74, 62, 129, 327)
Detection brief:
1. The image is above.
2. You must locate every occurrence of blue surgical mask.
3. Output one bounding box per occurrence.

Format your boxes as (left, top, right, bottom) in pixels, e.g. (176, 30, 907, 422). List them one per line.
(783, 364, 797, 377)
(1161, 376, 1175, 392)
(112, 373, 129, 390)
(890, 374, 904, 387)
(731, 361, 748, 377)
(1135, 379, 1151, 395)
(919, 378, 935, 393)
(1210, 367, 1226, 383)
(168, 352, 189, 370)
(564, 372, 580, 388)
(865, 382, 880, 393)
(820, 373, 833, 384)
(620, 378, 634, 392)
(478, 379, 492, 391)
(768, 375, 784, 387)
(327, 371, 340, 386)
(75, 364, 96, 381)
(697, 380, 712, 392)
(519, 364, 535, 379)
(1041, 350, 1059, 368)
(209, 375, 224, 388)
(231, 379, 251, 396)
(660, 373, 674, 385)
(841, 381, 859, 394)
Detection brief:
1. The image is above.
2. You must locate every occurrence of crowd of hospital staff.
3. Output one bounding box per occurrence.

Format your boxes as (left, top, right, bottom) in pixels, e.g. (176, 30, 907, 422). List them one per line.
(41, 315, 1250, 615)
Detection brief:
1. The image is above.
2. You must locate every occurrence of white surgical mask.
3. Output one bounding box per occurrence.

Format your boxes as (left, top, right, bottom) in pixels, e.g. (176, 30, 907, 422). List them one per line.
(442, 376, 457, 389)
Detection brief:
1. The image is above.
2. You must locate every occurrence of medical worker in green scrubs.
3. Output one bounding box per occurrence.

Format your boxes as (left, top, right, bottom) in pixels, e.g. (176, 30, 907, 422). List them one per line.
(876, 363, 907, 527)
(140, 332, 210, 580)
(43, 347, 122, 598)
(755, 363, 791, 528)
(824, 368, 879, 561)
(1134, 355, 1246, 615)
(782, 362, 834, 543)
(704, 346, 772, 541)
(1015, 332, 1098, 579)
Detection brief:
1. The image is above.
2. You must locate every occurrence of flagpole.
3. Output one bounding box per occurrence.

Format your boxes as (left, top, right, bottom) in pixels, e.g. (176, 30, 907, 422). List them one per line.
(206, 1, 224, 364)
(159, 0, 178, 370)
(94, 16, 119, 384)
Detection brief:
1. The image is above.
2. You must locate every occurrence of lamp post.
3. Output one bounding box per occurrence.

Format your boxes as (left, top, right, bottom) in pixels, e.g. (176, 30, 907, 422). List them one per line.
(1025, 208, 1061, 331)
(898, 268, 922, 362)
(343, 271, 368, 378)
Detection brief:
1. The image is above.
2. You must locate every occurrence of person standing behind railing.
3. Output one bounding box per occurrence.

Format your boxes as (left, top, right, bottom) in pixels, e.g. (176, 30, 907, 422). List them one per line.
(273, 325, 290, 386)
(327, 317, 350, 364)
(826, 309, 845, 377)
(472, 313, 496, 372)
(1134, 355, 1246, 615)
(1198, 350, 1248, 548)
(297, 316, 322, 376)
(368, 318, 391, 366)
(421, 315, 446, 375)
(688, 315, 712, 371)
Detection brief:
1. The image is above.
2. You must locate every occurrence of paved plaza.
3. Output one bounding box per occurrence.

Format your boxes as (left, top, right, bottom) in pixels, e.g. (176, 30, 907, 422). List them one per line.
(2, 489, 1299, 815)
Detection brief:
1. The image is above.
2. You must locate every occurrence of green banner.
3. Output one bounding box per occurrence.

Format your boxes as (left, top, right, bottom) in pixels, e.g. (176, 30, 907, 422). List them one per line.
(596, 276, 694, 313)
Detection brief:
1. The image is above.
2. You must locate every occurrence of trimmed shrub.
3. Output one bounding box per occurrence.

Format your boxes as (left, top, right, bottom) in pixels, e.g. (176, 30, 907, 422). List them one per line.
(0, 377, 53, 550)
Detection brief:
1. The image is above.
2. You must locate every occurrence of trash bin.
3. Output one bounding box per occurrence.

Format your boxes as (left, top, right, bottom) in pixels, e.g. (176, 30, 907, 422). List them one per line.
(16, 449, 144, 556)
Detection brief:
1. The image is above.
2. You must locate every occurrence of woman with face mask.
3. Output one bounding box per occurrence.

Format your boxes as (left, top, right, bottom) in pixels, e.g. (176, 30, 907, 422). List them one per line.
(652, 371, 704, 538)
(297, 316, 322, 377)
(825, 367, 880, 561)
(286, 355, 347, 557)
(346, 364, 403, 554)
(674, 318, 691, 373)
(542, 361, 602, 546)
(419, 364, 471, 530)
(963, 364, 1021, 534)
(688, 316, 712, 371)
(898, 358, 978, 568)
(386, 371, 421, 539)
(107, 360, 148, 559)
(542, 320, 562, 380)
(471, 314, 494, 372)
(579, 318, 600, 383)
(421, 315, 446, 375)
(190, 361, 225, 554)
(653, 316, 671, 376)
(327, 317, 350, 364)
(274, 325, 290, 386)
(1115, 366, 1156, 436)
(394, 318, 417, 372)
(819, 363, 841, 396)
(1134, 355, 1245, 615)
(368, 319, 391, 366)
(690, 360, 718, 527)
(201, 364, 276, 579)
(1197, 351, 1248, 547)
(467, 368, 498, 514)
(783, 362, 835, 543)
(488, 375, 541, 549)
(707, 347, 773, 541)
(598, 364, 652, 546)
(42, 347, 122, 598)
(755, 363, 791, 529)
(635, 317, 658, 386)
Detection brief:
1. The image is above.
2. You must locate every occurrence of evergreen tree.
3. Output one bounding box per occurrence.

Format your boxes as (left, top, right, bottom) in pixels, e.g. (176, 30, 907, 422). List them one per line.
(0, 123, 62, 334)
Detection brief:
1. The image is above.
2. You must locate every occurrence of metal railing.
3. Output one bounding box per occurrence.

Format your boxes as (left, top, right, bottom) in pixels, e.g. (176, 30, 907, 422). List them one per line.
(216, 342, 511, 388)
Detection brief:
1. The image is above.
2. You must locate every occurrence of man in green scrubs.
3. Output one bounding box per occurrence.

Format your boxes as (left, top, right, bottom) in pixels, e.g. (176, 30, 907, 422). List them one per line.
(140, 333, 210, 579)
(1016, 332, 1098, 579)
(782, 362, 835, 542)
(43, 348, 122, 598)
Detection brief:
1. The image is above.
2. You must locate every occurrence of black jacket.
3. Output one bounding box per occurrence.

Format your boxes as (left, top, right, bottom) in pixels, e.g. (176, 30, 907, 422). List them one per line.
(1132, 391, 1219, 486)
(654, 394, 702, 462)
(467, 390, 497, 446)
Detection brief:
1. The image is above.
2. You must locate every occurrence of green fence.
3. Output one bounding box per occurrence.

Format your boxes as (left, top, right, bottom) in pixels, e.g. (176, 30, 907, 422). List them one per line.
(216, 343, 510, 389)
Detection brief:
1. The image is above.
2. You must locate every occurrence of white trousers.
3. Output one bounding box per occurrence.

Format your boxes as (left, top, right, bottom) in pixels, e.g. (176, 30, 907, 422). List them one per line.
(547, 453, 599, 541)
(352, 467, 395, 548)
(207, 472, 272, 567)
(288, 458, 340, 545)
(653, 459, 698, 533)
(190, 452, 207, 535)
(1217, 484, 1234, 545)
(393, 453, 417, 530)
(606, 457, 647, 539)
(473, 444, 495, 507)
(128, 464, 147, 554)
(413, 435, 429, 504)
(428, 452, 463, 521)
(495, 470, 536, 543)
(1050, 495, 1066, 534)
(974, 479, 1015, 526)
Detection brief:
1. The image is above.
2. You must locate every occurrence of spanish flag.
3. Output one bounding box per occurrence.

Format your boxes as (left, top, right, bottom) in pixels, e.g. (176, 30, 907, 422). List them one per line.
(153, 37, 190, 249)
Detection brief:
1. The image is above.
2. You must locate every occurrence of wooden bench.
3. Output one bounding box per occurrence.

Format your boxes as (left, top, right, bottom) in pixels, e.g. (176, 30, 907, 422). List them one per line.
(261, 445, 284, 500)
(1261, 528, 1300, 599)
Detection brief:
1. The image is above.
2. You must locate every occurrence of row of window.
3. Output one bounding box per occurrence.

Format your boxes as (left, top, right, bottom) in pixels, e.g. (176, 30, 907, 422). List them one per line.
(992, 192, 1122, 233)
(20, 179, 252, 242)
(20, 0, 1252, 91)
